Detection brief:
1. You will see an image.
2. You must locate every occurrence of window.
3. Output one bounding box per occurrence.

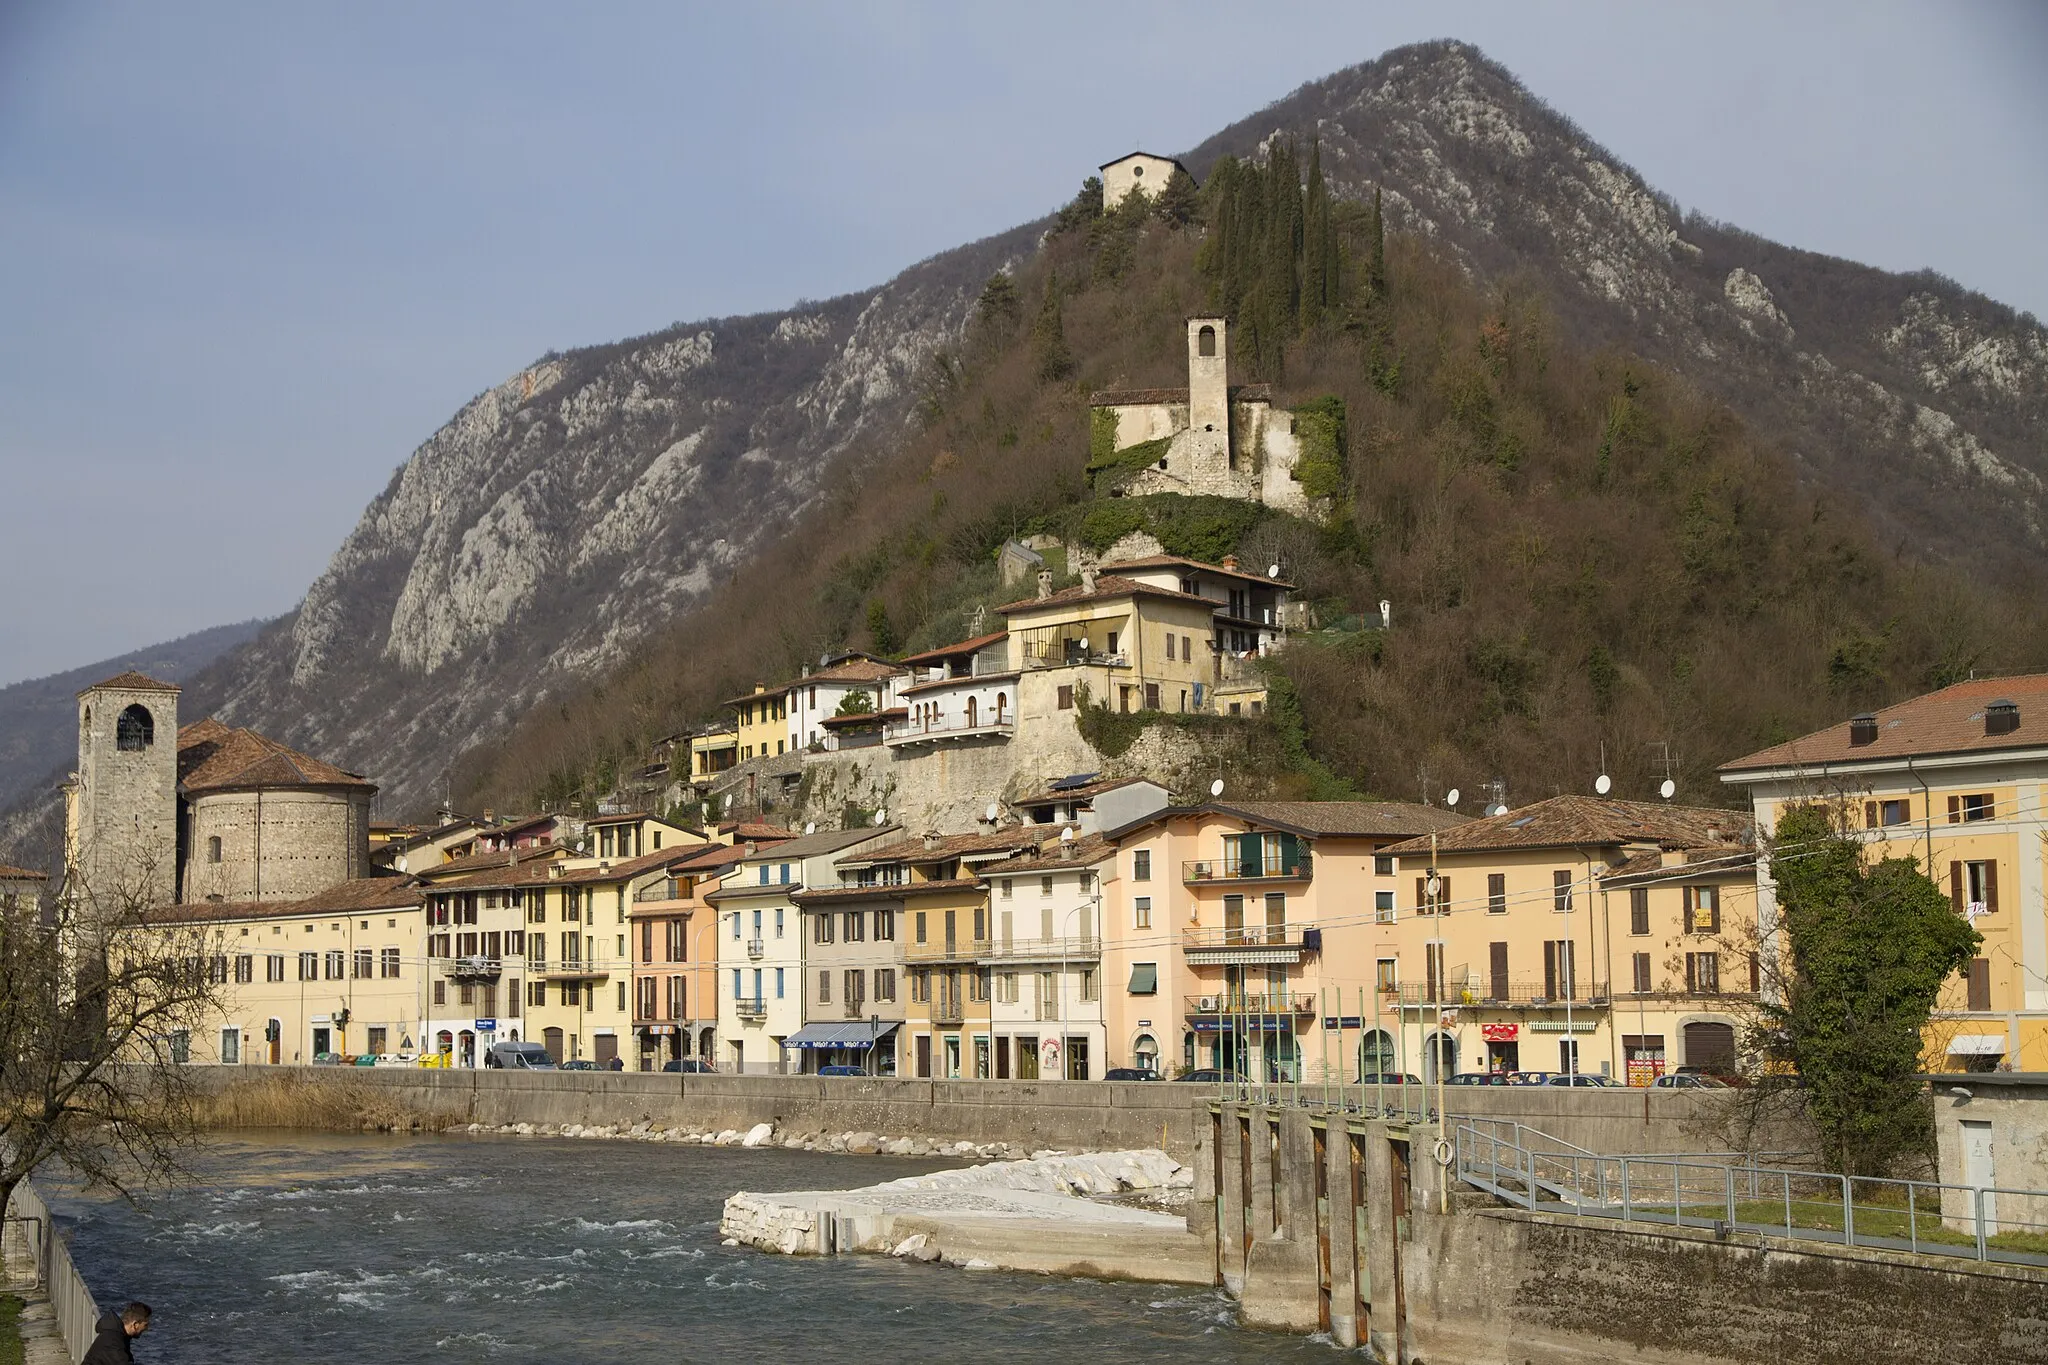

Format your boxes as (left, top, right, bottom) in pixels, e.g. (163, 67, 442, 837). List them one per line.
(1630, 887, 1650, 935)
(758, 866, 769, 886)
(1134, 896, 1151, 929)
(818, 970, 831, 1003)
(1632, 952, 1652, 994)
(1040, 875, 1054, 898)
(641, 920, 653, 962)
(779, 863, 792, 885)
(459, 982, 475, 1007)
(1057, 685, 1074, 710)
(1685, 951, 1720, 994)
(876, 909, 895, 941)
(1552, 870, 1573, 914)
(1375, 958, 1398, 993)
(1144, 683, 1160, 710)
(667, 920, 686, 961)
(732, 912, 742, 939)
(752, 908, 763, 940)
(1488, 942, 1509, 1000)
(299, 952, 318, 982)
(367, 1026, 387, 1055)
(999, 877, 1014, 900)
(1414, 875, 1449, 915)
(1543, 940, 1576, 999)
(910, 969, 928, 1004)
(266, 954, 285, 982)
(1132, 850, 1151, 881)
(1129, 962, 1157, 996)
(875, 969, 896, 1002)
(1079, 968, 1099, 1002)
(915, 912, 927, 945)
(351, 949, 373, 980)
(1954, 860, 2000, 915)
(845, 969, 866, 1011)
(1166, 634, 1175, 661)
(528, 981, 546, 1007)
(1374, 854, 1395, 876)
(234, 954, 253, 984)
(1487, 873, 1506, 914)
(813, 913, 834, 945)
(617, 981, 627, 1012)
(843, 911, 864, 942)
(775, 908, 785, 938)
(1182, 635, 1193, 662)
(1949, 793, 1996, 823)
(560, 982, 578, 1007)
(775, 967, 785, 999)
(637, 978, 657, 1020)
(1967, 958, 1992, 1012)
(324, 950, 344, 981)
(115, 703, 153, 751)
(1685, 886, 1721, 935)
(433, 981, 446, 1006)
(207, 836, 222, 864)
(1198, 324, 1216, 357)
(1866, 798, 1910, 827)
(1374, 890, 1395, 923)
(220, 1029, 239, 1064)
(997, 971, 1018, 1004)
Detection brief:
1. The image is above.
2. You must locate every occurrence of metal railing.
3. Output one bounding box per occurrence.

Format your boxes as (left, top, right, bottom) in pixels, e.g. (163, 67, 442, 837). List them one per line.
(1454, 1123, 2048, 1266)
(6, 1179, 102, 1361)
(980, 935, 1101, 961)
(746, 939, 765, 960)
(1185, 991, 1315, 1016)
(1391, 979, 1611, 1007)
(884, 715, 1016, 743)
(1183, 854, 1312, 883)
(906, 938, 991, 963)
(734, 996, 767, 1019)
(1181, 924, 1304, 952)
(928, 997, 967, 1024)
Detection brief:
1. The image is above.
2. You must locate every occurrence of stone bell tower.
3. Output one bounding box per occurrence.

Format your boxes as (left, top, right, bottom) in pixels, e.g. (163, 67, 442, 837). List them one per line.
(1186, 316, 1231, 476)
(67, 671, 180, 916)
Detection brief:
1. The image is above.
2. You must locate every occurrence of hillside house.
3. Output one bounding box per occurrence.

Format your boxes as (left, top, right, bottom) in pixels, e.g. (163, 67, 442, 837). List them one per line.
(1099, 151, 1192, 210)
(889, 631, 1014, 748)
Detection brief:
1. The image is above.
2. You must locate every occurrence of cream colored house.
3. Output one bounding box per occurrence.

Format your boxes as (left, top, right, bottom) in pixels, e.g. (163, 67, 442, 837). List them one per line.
(1720, 675, 2048, 1071)
(1098, 151, 1190, 210)
(977, 835, 1114, 1080)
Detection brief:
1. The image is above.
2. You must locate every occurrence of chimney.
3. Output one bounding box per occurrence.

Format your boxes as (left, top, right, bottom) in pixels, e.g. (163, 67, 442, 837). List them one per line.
(1986, 699, 2020, 736)
(1222, 554, 1239, 572)
(1080, 565, 1099, 594)
(1037, 569, 1053, 601)
(745, 840, 758, 856)
(754, 684, 765, 694)
(482, 808, 495, 824)
(801, 664, 811, 678)
(1848, 713, 1878, 746)
(922, 831, 941, 850)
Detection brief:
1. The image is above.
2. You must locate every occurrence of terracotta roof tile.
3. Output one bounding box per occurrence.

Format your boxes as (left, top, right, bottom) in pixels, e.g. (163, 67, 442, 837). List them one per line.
(836, 827, 1040, 868)
(1101, 555, 1295, 590)
(1212, 801, 1468, 838)
(1018, 775, 1143, 805)
(155, 875, 422, 924)
(177, 719, 373, 793)
(1380, 795, 1751, 857)
(897, 632, 1009, 666)
(995, 575, 1213, 615)
(0, 864, 48, 880)
(1598, 846, 1757, 889)
(977, 834, 1116, 875)
(80, 670, 179, 695)
(1719, 674, 2048, 772)
(413, 844, 563, 881)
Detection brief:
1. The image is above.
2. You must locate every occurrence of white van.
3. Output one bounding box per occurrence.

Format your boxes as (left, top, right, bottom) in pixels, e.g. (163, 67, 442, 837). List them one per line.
(485, 1041, 556, 1070)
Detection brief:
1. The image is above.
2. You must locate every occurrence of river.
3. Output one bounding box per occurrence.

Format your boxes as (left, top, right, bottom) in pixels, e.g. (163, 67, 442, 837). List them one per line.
(48, 1134, 1350, 1363)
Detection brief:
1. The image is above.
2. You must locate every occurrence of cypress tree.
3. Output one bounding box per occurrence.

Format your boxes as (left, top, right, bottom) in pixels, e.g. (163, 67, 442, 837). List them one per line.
(974, 273, 1021, 332)
(1302, 141, 1337, 329)
(1365, 185, 1388, 301)
(1154, 167, 1200, 228)
(1031, 272, 1075, 383)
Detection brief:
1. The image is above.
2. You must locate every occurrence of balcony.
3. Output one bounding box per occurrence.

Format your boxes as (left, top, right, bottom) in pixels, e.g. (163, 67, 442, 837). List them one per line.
(884, 714, 1015, 747)
(443, 955, 503, 981)
(928, 997, 967, 1025)
(1185, 992, 1315, 1018)
(979, 935, 1100, 963)
(1181, 923, 1315, 966)
(634, 879, 690, 903)
(537, 957, 621, 981)
(746, 938, 765, 960)
(906, 937, 992, 964)
(734, 995, 768, 1020)
(1182, 853, 1312, 884)
(1387, 978, 1612, 1009)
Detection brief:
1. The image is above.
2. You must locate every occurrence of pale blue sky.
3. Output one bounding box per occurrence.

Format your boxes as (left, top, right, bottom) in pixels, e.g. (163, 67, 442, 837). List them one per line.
(2, 2, 2043, 687)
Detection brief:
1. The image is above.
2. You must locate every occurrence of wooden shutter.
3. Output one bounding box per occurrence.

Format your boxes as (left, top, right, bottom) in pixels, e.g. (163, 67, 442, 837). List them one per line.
(1543, 941, 1558, 999)
(1441, 877, 1451, 912)
(1416, 876, 1428, 915)
(1865, 800, 1879, 828)
(1947, 795, 1961, 824)
(1707, 894, 1721, 936)
(1489, 942, 1509, 1001)
(1967, 958, 1992, 1012)
(1985, 861, 1999, 913)
(1950, 862, 1965, 914)
(1682, 885, 1695, 929)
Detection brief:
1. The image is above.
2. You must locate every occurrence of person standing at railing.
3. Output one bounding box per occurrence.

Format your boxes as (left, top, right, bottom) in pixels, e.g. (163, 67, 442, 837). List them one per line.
(82, 1301, 152, 1364)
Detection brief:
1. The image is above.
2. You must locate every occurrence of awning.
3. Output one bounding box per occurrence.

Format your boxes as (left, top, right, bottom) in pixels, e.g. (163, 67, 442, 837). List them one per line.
(1128, 963, 1158, 995)
(1947, 1033, 2007, 1055)
(785, 1021, 902, 1050)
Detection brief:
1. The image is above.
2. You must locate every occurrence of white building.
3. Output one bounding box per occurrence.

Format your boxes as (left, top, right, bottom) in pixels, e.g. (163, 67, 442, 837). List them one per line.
(888, 631, 1017, 748)
(977, 835, 1114, 1080)
(1099, 151, 1191, 210)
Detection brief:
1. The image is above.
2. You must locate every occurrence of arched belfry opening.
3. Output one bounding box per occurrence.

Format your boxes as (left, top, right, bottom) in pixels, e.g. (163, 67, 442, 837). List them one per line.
(1198, 324, 1217, 357)
(116, 703, 154, 752)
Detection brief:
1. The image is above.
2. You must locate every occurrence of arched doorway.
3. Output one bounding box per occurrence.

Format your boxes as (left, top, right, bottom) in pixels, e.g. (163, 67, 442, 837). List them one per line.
(1359, 1029, 1395, 1080)
(1423, 1032, 1457, 1084)
(435, 1029, 454, 1063)
(966, 696, 978, 728)
(1133, 1033, 1159, 1076)
(994, 693, 1007, 723)
(458, 1029, 476, 1068)
(698, 1026, 716, 1062)
(542, 1027, 565, 1064)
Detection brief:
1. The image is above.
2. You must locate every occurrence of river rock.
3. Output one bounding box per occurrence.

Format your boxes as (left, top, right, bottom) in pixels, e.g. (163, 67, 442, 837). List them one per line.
(742, 1122, 775, 1148)
(845, 1132, 879, 1155)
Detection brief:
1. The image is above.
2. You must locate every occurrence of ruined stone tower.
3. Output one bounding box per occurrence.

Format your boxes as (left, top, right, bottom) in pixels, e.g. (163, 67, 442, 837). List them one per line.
(66, 671, 180, 915)
(1186, 316, 1231, 472)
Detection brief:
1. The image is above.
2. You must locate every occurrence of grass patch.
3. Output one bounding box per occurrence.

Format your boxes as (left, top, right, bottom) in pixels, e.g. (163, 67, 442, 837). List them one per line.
(1648, 1190, 2048, 1255)
(0, 1294, 25, 1365)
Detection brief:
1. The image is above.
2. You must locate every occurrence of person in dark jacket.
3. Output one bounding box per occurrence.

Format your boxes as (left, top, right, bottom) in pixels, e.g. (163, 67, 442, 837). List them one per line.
(81, 1301, 150, 1363)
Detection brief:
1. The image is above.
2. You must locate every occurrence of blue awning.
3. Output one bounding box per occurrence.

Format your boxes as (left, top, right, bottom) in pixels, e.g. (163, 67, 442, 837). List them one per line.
(786, 1021, 901, 1050)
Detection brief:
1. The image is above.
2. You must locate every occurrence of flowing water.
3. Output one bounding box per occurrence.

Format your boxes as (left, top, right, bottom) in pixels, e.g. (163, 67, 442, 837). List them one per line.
(48, 1134, 1351, 1363)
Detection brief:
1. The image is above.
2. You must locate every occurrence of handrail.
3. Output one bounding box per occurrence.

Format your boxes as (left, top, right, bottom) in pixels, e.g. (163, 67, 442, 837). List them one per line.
(6, 1179, 102, 1361)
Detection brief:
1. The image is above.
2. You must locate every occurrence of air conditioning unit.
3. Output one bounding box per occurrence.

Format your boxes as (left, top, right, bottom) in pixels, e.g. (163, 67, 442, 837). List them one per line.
(1199, 996, 1218, 1012)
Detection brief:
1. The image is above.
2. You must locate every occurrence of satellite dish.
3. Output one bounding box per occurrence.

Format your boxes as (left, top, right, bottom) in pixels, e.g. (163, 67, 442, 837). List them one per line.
(1594, 774, 1612, 796)
(985, 802, 1000, 823)
(1060, 827, 1075, 843)
(873, 808, 887, 826)
(575, 840, 586, 854)
(1209, 778, 1225, 798)
(395, 855, 408, 873)
(1445, 788, 1460, 808)
(1660, 778, 1676, 800)
(1486, 803, 1508, 817)
(804, 821, 816, 835)
(1267, 563, 1281, 579)
(1425, 872, 1441, 897)
(723, 794, 734, 810)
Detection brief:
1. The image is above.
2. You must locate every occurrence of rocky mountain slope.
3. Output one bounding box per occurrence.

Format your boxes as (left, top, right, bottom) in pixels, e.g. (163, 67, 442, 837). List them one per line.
(15, 40, 2038, 827)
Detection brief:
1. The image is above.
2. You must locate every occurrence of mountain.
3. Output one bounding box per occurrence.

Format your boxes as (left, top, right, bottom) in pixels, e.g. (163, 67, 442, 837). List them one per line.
(0, 619, 270, 811)
(54, 40, 2045, 824)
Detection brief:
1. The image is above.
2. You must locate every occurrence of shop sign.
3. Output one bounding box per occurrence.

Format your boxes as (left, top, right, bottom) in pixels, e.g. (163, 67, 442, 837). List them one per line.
(1481, 1023, 1519, 1042)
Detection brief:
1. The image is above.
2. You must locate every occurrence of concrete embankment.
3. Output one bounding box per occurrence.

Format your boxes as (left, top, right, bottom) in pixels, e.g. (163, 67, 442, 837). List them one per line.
(720, 1150, 1212, 1285)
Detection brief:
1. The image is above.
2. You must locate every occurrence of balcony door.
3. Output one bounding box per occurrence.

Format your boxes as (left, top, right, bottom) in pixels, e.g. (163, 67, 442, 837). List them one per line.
(1223, 895, 1246, 944)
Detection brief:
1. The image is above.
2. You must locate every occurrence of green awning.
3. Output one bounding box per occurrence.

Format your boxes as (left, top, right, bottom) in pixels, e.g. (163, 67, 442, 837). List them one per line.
(1129, 962, 1158, 995)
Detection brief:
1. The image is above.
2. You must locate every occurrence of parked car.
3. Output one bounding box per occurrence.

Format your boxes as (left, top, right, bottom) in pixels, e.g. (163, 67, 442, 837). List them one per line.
(1655, 1071, 1732, 1089)
(560, 1059, 601, 1071)
(1446, 1072, 1512, 1086)
(1104, 1067, 1161, 1080)
(1546, 1073, 1620, 1087)
(1360, 1073, 1424, 1086)
(1673, 1065, 1747, 1087)
(1507, 1071, 1556, 1086)
(661, 1058, 716, 1074)
(1175, 1068, 1251, 1083)
(484, 1041, 556, 1070)
(817, 1064, 867, 1077)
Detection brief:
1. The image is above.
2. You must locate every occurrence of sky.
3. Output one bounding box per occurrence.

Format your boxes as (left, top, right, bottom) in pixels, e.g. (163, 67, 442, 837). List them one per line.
(1, 1, 2043, 689)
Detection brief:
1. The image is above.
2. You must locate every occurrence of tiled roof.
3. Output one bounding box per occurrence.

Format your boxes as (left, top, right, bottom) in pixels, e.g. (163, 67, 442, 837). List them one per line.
(1018, 775, 1150, 806)
(0, 864, 48, 880)
(1719, 675, 2048, 773)
(1380, 795, 1752, 857)
(1102, 555, 1295, 590)
(1212, 801, 1469, 839)
(425, 843, 717, 895)
(724, 822, 794, 841)
(81, 670, 179, 695)
(721, 657, 902, 706)
(177, 719, 373, 793)
(836, 827, 1040, 869)
(977, 834, 1116, 875)
(897, 632, 1008, 666)
(995, 575, 1214, 615)
(413, 844, 563, 881)
(791, 884, 908, 906)
(1088, 384, 1272, 407)
(1098, 151, 1192, 174)
(154, 875, 423, 924)
(1598, 846, 1757, 889)
(736, 824, 899, 862)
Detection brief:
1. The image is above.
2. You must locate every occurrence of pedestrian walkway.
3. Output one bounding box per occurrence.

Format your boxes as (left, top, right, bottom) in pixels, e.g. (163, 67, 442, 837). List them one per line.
(3, 1233, 74, 1365)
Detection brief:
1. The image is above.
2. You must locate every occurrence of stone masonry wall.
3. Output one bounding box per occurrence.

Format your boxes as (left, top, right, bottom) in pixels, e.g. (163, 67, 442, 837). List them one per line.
(182, 788, 369, 903)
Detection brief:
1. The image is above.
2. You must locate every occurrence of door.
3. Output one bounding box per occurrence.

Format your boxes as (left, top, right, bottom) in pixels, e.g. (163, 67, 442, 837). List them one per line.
(1683, 1021, 1736, 1073)
(312, 1027, 330, 1056)
(542, 1027, 564, 1063)
(267, 1019, 281, 1065)
(915, 1033, 932, 1078)
(995, 1036, 1011, 1079)
(594, 1034, 618, 1066)
(1962, 1120, 1996, 1230)
(1489, 942, 1509, 1002)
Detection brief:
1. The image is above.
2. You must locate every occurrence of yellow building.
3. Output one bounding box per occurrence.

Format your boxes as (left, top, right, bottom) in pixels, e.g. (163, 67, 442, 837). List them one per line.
(997, 568, 1225, 718)
(1720, 676, 2048, 1071)
(724, 684, 790, 762)
(149, 877, 428, 1065)
(1377, 796, 1758, 1084)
